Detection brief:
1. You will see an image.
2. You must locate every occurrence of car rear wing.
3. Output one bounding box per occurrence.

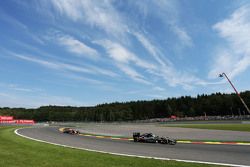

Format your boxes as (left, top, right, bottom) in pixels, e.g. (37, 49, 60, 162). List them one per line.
(133, 132, 140, 142)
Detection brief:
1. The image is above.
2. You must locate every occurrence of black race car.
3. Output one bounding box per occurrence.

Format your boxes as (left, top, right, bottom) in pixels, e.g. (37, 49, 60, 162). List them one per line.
(62, 128, 80, 135)
(133, 132, 177, 145)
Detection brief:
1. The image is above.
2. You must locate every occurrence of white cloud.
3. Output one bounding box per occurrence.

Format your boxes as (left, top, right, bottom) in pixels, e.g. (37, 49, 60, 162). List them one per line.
(14, 53, 61, 70)
(88, 65, 118, 78)
(95, 39, 155, 84)
(95, 39, 206, 88)
(133, 1, 193, 47)
(11, 53, 117, 78)
(0, 11, 28, 30)
(3, 84, 34, 92)
(0, 92, 14, 98)
(208, 50, 236, 78)
(8, 40, 118, 78)
(37, 0, 201, 89)
(133, 32, 170, 66)
(62, 73, 103, 85)
(0, 92, 83, 108)
(95, 40, 155, 69)
(133, 32, 203, 88)
(49, 0, 82, 21)
(117, 64, 151, 85)
(0, 11, 45, 45)
(153, 86, 165, 91)
(160, 68, 203, 88)
(56, 34, 99, 59)
(146, 94, 166, 99)
(210, 5, 250, 79)
(47, 0, 127, 36)
(171, 25, 193, 47)
(37, 0, 206, 90)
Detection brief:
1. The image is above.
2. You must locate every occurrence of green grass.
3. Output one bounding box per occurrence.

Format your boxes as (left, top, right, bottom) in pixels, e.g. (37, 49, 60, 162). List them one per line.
(0, 126, 218, 167)
(161, 124, 250, 132)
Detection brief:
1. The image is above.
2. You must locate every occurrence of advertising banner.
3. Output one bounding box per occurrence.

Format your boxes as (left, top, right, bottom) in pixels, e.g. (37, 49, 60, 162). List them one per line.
(15, 120, 35, 124)
(0, 120, 16, 124)
(0, 116, 14, 121)
(0, 116, 35, 124)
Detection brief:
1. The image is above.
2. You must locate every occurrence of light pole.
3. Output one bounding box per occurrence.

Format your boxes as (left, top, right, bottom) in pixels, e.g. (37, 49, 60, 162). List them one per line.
(219, 72, 250, 114)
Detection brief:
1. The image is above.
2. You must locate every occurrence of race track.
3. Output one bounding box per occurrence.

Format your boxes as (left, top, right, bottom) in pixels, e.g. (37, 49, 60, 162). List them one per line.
(17, 127, 250, 167)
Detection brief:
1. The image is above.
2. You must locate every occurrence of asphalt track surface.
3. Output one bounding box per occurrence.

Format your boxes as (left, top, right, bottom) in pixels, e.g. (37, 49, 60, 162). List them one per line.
(17, 127, 250, 166)
(71, 123, 250, 141)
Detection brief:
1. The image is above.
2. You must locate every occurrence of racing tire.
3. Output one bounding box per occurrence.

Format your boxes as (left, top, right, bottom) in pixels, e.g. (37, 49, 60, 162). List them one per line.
(169, 140, 177, 145)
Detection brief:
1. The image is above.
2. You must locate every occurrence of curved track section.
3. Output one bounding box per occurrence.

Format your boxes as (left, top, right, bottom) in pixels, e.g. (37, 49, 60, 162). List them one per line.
(17, 127, 250, 167)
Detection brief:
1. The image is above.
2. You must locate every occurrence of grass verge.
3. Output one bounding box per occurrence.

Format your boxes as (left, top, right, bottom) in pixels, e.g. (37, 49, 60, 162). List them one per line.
(161, 124, 250, 132)
(0, 126, 218, 167)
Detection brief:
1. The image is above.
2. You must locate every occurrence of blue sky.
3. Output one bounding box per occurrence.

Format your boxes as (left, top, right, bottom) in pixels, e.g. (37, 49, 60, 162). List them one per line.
(0, 0, 250, 108)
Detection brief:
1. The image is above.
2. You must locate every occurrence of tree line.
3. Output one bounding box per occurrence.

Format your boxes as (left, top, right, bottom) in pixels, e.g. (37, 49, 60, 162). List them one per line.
(0, 91, 249, 122)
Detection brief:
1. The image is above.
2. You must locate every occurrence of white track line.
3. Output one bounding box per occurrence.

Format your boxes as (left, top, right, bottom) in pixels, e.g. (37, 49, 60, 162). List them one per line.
(15, 128, 250, 167)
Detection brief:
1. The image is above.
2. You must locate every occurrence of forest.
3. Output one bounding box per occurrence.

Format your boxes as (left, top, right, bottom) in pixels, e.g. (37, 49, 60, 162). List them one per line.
(0, 91, 249, 122)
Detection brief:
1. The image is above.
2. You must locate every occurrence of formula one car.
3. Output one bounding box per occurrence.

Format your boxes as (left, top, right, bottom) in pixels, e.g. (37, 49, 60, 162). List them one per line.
(62, 128, 80, 135)
(133, 132, 177, 145)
